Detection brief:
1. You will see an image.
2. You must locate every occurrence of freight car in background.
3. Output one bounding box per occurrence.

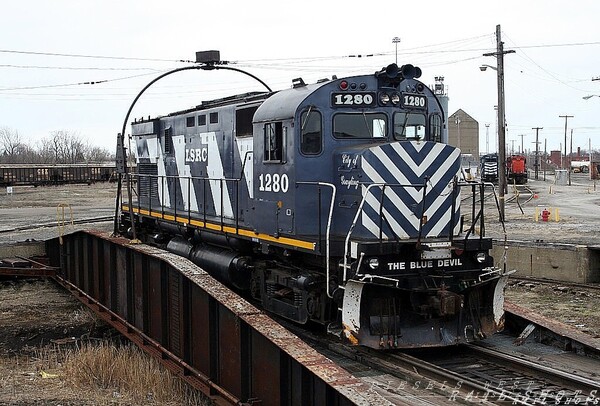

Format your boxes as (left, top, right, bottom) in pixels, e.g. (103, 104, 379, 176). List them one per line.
(506, 154, 527, 185)
(0, 163, 117, 187)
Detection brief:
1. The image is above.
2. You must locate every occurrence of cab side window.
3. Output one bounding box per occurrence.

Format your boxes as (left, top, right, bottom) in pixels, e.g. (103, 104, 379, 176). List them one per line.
(300, 110, 322, 155)
(430, 114, 442, 143)
(264, 122, 285, 163)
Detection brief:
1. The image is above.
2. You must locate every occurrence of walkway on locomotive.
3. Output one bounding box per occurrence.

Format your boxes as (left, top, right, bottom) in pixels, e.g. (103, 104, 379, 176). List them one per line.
(126, 66, 475, 256)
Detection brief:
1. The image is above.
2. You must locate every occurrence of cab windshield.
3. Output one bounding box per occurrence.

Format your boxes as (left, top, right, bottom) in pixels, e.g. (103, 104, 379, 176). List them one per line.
(393, 112, 426, 140)
(333, 113, 386, 138)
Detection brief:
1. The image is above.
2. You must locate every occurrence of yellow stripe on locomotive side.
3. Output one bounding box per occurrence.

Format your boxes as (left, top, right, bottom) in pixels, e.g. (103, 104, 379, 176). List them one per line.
(122, 205, 316, 251)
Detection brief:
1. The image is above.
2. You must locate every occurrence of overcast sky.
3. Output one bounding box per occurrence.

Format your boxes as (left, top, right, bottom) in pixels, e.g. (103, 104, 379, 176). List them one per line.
(2, 0, 600, 155)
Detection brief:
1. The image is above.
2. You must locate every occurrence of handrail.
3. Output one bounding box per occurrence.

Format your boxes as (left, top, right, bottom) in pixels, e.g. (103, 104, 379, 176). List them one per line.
(342, 179, 489, 283)
(415, 178, 429, 249)
(129, 173, 244, 227)
(342, 182, 426, 283)
(296, 181, 337, 298)
(129, 173, 494, 278)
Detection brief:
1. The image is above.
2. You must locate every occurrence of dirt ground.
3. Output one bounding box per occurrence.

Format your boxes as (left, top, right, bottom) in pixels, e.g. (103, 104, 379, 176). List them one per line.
(483, 172, 600, 244)
(1, 175, 600, 403)
(0, 279, 120, 405)
(0, 182, 117, 244)
(0, 279, 209, 405)
(505, 280, 600, 339)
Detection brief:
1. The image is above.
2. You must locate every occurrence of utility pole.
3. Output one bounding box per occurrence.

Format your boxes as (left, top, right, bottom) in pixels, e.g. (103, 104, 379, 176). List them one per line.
(517, 134, 526, 154)
(485, 123, 490, 154)
(590, 138, 593, 181)
(569, 129, 573, 186)
(494, 105, 499, 153)
(544, 138, 547, 181)
(559, 114, 573, 170)
(532, 127, 543, 180)
(483, 24, 515, 222)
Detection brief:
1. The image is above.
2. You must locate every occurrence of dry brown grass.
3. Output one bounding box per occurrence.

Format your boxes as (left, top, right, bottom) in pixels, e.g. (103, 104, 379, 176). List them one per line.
(9, 341, 211, 405)
(62, 341, 210, 405)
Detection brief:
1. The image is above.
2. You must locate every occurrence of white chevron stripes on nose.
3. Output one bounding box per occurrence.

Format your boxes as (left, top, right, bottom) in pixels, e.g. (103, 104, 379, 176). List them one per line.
(360, 141, 461, 239)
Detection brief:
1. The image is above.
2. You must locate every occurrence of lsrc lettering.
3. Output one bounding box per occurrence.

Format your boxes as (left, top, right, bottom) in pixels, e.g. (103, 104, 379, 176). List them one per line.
(185, 147, 208, 163)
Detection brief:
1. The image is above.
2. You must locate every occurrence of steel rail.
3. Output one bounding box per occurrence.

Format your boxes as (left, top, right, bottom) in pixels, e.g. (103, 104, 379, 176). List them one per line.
(467, 344, 600, 394)
(325, 341, 522, 404)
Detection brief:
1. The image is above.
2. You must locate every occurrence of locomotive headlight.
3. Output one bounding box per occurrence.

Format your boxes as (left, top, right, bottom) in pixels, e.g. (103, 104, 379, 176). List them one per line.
(368, 258, 380, 270)
(391, 93, 400, 105)
(379, 93, 390, 105)
(476, 252, 487, 263)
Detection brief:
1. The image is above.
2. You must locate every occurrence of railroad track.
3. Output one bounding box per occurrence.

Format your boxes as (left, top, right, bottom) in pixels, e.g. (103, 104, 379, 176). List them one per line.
(414, 343, 600, 404)
(289, 322, 600, 405)
(509, 275, 600, 292)
(505, 184, 534, 204)
(285, 325, 464, 404)
(459, 183, 535, 225)
(0, 215, 114, 234)
(459, 184, 534, 206)
(329, 342, 600, 404)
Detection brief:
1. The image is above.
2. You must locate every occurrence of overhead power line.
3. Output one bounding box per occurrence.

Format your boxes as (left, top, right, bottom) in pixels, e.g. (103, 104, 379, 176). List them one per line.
(0, 71, 161, 92)
(2, 36, 596, 67)
(514, 41, 600, 50)
(0, 64, 161, 71)
(0, 48, 186, 63)
(2, 36, 599, 94)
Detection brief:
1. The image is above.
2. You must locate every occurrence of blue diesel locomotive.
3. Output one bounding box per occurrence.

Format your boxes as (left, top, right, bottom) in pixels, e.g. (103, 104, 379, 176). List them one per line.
(480, 153, 499, 183)
(120, 62, 509, 349)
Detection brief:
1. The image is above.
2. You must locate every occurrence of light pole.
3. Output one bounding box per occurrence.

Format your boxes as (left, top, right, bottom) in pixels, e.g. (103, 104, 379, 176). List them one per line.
(532, 127, 543, 180)
(455, 115, 461, 150)
(559, 115, 573, 170)
(392, 37, 401, 65)
(482, 24, 515, 222)
(480, 64, 505, 215)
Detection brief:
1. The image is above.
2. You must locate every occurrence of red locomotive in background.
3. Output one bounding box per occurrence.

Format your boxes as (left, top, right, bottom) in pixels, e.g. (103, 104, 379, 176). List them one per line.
(507, 154, 527, 184)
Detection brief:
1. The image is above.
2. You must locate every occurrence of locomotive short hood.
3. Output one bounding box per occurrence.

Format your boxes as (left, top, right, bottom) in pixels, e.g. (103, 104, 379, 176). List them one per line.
(336, 140, 462, 240)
